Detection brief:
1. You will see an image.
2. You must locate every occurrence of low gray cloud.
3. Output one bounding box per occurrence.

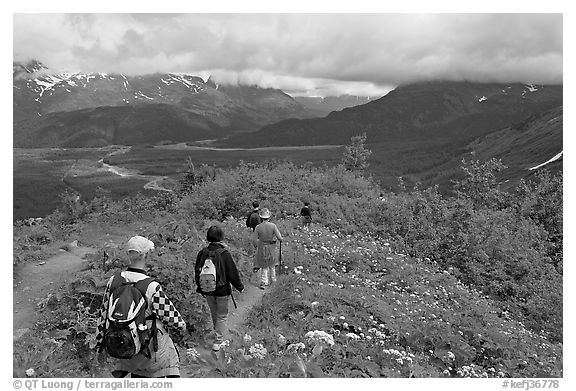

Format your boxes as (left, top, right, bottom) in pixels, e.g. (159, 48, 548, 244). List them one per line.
(13, 13, 562, 96)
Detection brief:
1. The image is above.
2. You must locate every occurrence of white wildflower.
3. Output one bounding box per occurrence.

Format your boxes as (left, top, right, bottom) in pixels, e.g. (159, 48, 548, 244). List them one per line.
(278, 334, 287, 346)
(243, 334, 252, 344)
(446, 351, 455, 361)
(346, 332, 361, 340)
(25, 368, 35, 377)
(305, 330, 335, 346)
(311, 301, 319, 308)
(286, 342, 306, 353)
(185, 348, 200, 360)
(248, 343, 268, 359)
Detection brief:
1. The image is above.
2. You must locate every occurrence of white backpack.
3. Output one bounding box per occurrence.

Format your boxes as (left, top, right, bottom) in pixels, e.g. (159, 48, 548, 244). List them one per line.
(199, 257, 217, 292)
(197, 248, 226, 293)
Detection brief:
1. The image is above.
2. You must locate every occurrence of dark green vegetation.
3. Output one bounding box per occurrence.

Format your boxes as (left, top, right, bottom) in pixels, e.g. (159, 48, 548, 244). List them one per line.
(13, 159, 562, 377)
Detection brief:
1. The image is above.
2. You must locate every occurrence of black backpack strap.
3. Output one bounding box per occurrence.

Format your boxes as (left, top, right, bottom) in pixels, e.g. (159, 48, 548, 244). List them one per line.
(206, 247, 226, 257)
(108, 271, 126, 292)
(210, 247, 237, 308)
(134, 277, 155, 296)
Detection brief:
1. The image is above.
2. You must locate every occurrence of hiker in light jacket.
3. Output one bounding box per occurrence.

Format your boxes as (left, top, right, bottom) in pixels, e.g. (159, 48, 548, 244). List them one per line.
(254, 208, 283, 290)
(195, 225, 244, 352)
(95, 236, 187, 378)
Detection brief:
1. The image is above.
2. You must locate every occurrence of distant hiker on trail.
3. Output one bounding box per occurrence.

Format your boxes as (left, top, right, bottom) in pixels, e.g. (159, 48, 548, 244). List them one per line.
(300, 202, 313, 226)
(253, 208, 283, 290)
(246, 201, 262, 231)
(195, 225, 244, 352)
(95, 236, 187, 378)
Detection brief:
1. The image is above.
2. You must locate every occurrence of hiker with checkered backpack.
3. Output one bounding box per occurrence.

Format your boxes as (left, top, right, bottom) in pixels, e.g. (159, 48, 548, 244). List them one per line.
(95, 236, 187, 378)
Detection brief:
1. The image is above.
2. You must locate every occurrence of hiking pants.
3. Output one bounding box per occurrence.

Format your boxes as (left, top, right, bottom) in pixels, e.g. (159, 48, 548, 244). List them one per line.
(260, 266, 277, 286)
(206, 295, 229, 343)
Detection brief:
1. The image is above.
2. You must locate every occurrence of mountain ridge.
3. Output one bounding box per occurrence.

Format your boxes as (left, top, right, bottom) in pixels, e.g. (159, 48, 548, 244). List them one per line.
(220, 81, 562, 148)
(13, 60, 377, 147)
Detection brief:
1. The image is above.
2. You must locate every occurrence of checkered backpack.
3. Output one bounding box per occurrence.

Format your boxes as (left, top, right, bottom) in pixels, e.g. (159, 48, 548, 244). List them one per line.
(101, 272, 158, 359)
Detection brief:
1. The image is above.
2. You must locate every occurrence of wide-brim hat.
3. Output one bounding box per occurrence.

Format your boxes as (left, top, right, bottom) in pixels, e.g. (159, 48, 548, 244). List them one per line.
(259, 208, 271, 219)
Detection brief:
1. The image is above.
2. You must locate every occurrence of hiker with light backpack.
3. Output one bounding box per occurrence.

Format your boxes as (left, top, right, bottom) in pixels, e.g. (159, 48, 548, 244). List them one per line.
(195, 225, 244, 352)
(95, 236, 187, 378)
(253, 208, 283, 290)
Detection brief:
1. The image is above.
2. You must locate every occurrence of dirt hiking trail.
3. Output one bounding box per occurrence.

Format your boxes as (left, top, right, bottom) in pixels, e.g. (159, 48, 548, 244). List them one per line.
(13, 244, 96, 340)
(180, 270, 268, 375)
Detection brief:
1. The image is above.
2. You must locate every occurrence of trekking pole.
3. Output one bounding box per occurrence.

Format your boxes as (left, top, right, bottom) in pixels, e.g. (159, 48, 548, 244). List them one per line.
(278, 241, 283, 276)
(230, 289, 238, 309)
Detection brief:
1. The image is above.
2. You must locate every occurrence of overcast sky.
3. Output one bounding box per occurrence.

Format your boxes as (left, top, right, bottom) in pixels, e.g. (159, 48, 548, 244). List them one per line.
(13, 13, 562, 97)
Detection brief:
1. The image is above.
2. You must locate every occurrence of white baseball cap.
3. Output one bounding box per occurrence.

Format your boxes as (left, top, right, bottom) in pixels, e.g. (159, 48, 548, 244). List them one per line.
(126, 236, 155, 254)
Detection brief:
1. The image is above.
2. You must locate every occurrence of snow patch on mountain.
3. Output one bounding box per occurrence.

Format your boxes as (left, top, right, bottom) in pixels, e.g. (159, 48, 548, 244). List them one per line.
(522, 84, 540, 97)
(162, 74, 204, 93)
(135, 91, 154, 100)
(528, 151, 562, 171)
(34, 74, 65, 90)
